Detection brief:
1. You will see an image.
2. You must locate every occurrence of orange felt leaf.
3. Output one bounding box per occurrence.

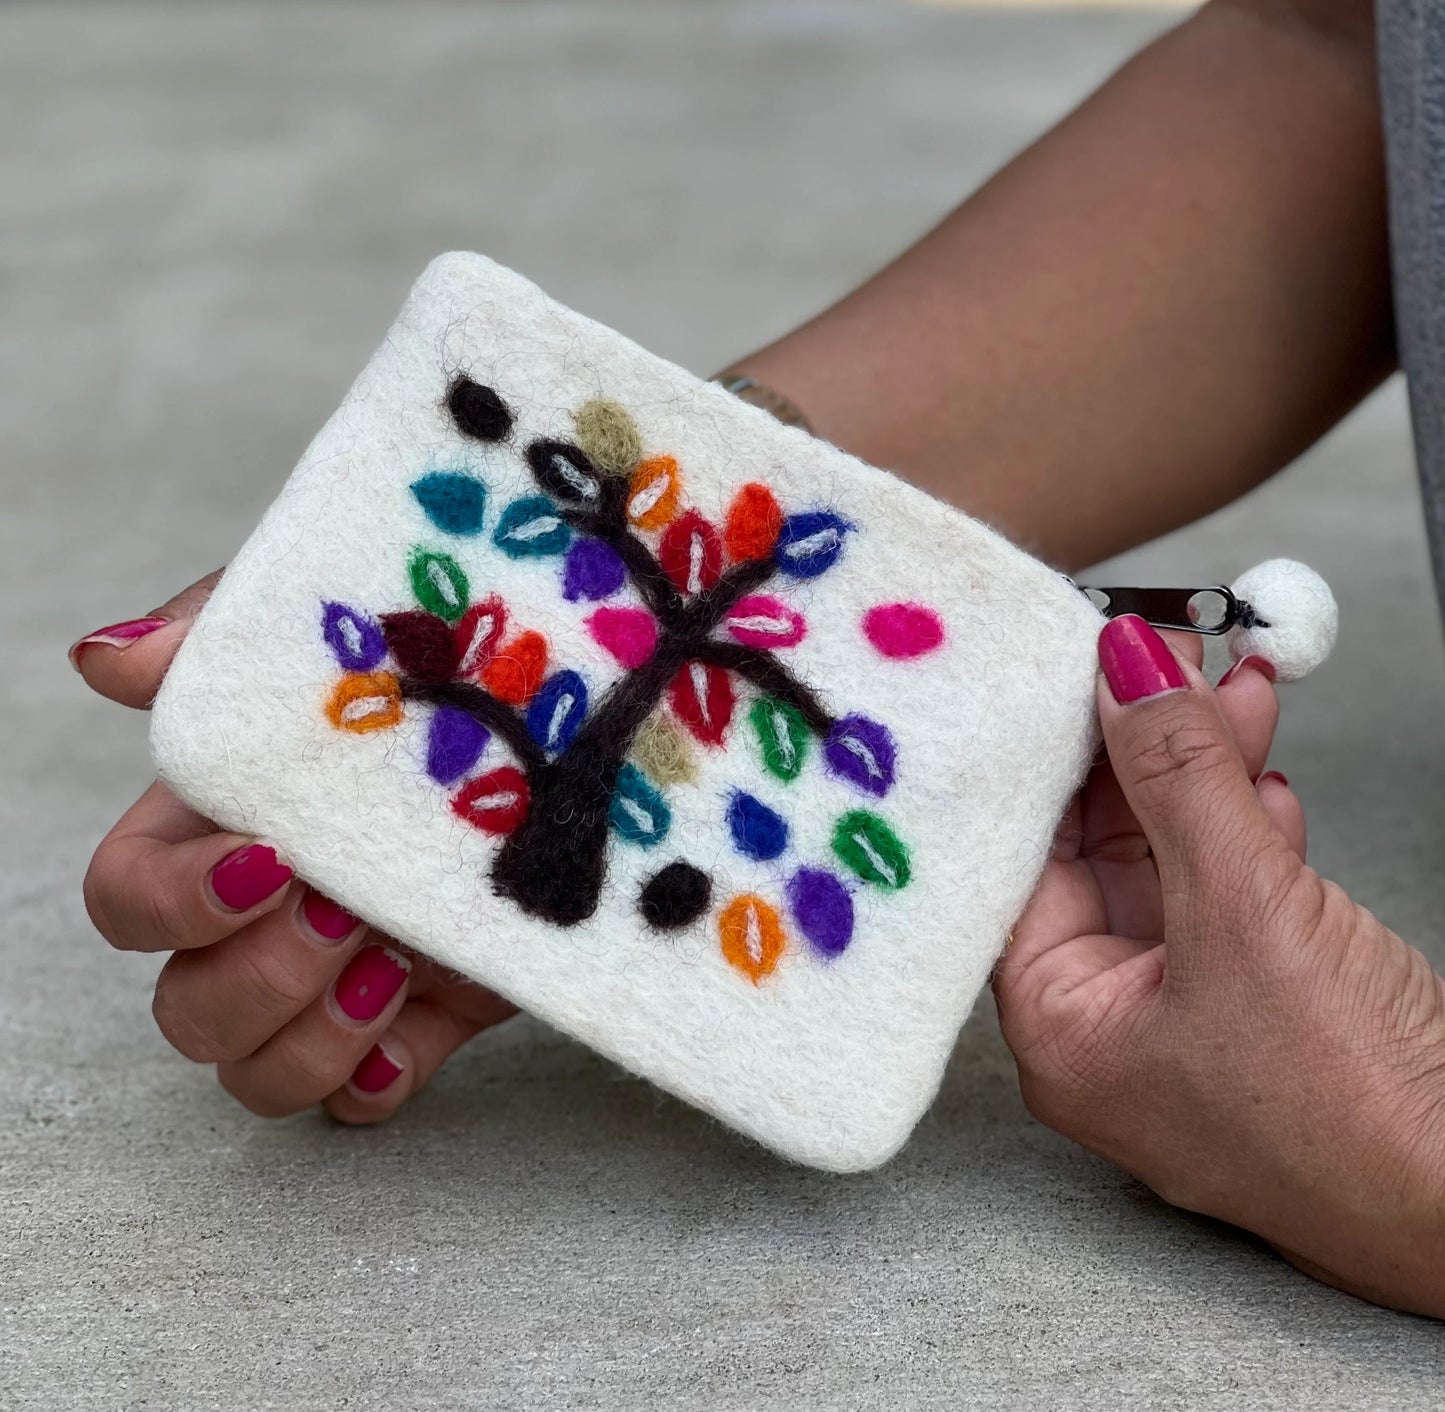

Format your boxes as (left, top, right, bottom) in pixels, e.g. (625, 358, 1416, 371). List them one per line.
(326, 670, 403, 734)
(481, 630, 549, 705)
(627, 455, 683, 530)
(719, 893, 786, 983)
(724, 482, 783, 562)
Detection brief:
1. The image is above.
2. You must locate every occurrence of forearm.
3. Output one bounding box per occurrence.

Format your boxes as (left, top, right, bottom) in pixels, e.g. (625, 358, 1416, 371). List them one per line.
(722, 0, 1392, 570)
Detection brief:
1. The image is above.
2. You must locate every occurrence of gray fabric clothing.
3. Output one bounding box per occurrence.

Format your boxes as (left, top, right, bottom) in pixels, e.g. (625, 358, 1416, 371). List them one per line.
(1380, 0, 1445, 605)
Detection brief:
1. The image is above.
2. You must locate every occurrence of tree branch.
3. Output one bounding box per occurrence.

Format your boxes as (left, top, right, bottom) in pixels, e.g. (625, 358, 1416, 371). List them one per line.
(400, 678, 547, 774)
(693, 641, 835, 735)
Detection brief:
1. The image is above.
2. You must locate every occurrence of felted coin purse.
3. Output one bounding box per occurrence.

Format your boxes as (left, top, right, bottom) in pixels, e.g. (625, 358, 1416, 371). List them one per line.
(149, 253, 1334, 1171)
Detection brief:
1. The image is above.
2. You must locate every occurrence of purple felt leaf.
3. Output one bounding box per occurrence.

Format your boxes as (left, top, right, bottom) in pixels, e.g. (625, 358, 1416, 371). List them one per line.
(786, 867, 854, 957)
(426, 706, 490, 785)
(322, 601, 386, 671)
(563, 538, 627, 602)
(823, 714, 897, 797)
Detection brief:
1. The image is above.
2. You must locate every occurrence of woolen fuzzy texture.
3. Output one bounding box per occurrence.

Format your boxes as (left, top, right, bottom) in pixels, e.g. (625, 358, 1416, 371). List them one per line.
(1227, 558, 1338, 683)
(150, 251, 1104, 1172)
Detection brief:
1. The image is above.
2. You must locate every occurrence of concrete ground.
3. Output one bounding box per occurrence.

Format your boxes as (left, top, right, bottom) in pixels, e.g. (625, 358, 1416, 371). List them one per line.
(4, 2, 1445, 1407)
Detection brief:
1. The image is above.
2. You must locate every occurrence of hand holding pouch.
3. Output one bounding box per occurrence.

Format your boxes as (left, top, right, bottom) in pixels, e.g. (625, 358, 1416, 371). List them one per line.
(150, 252, 1104, 1170)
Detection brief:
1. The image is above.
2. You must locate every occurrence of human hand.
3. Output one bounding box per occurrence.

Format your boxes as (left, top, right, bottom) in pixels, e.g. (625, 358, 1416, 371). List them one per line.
(995, 617, 1445, 1317)
(73, 574, 517, 1122)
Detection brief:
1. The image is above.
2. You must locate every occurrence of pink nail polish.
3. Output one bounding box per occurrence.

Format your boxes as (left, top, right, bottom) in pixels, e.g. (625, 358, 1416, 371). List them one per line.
(210, 842, 294, 912)
(1219, 654, 1277, 687)
(334, 945, 410, 1023)
(351, 1043, 405, 1094)
(1099, 616, 1187, 703)
(1259, 770, 1290, 788)
(68, 616, 169, 671)
(302, 889, 360, 942)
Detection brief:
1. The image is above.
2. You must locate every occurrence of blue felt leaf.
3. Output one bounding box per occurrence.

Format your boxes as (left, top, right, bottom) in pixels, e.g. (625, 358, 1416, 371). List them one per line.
(410, 471, 488, 536)
(775, 511, 852, 579)
(321, 601, 386, 671)
(426, 706, 490, 785)
(493, 495, 572, 559)
(823, 714, 897, 797)
(526, 670, 589, 753)
(726, 791, 789, 862)
(609, 763, 671, 847)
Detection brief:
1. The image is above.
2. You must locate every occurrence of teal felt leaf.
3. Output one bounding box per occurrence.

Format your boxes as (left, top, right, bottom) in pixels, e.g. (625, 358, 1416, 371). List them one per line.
(609, 762, 671, 847)
(493, 495, 572, 559)
(411, 471, 487, 536)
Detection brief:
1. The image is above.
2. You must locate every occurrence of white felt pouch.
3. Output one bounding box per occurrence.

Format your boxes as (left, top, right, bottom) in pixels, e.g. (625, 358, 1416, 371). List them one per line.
(150, 252, 1105, 1171)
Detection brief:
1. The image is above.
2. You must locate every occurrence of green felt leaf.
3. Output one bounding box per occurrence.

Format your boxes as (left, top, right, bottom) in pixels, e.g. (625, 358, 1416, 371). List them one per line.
(831, 810, 911, 890)
(408, 548, 469, 623)
(749, 697, 808, 782)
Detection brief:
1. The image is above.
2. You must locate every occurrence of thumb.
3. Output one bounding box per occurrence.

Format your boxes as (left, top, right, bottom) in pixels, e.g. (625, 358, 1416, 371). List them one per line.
(1097, 616, 1292, 935)
(69, 570, 223, 709)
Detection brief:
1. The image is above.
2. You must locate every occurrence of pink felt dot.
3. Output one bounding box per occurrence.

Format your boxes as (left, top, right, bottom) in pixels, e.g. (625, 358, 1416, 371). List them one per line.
(586, 606, 658, 668)
(863, 602, 945, 659)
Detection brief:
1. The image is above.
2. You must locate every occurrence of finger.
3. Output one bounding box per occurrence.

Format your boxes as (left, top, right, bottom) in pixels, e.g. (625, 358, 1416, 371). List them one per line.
(70, 570, 222, 708)
(151, 889, 369, 1063)
(1096, 617, 1294, 956)
(1215, 655, 1280, 781)
(1258, 772, 1306, 860)
(217, 943, 412, 1117)
(84, 780, 295, 953)
(324, 989, 517, 1125)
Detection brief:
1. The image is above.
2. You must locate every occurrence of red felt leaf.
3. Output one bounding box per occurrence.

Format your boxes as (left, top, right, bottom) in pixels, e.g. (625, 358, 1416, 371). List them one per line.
(658, 510, 723, 597)
(451, 765, 530, 835)
(454, 595, 508, 677)
(380, 610, 460, 682)
(668, 659, 735, 746)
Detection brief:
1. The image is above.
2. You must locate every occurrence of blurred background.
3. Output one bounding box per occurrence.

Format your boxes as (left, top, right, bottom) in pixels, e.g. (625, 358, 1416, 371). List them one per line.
(4, 2, 1444, 1408)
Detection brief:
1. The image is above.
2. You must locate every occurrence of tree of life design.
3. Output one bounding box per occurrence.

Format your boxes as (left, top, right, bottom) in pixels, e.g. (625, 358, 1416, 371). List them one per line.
(319, 377, 924, 983)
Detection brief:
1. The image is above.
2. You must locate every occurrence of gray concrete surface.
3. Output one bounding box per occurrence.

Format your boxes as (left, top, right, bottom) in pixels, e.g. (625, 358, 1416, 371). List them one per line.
(4, 2, 1445, 1407)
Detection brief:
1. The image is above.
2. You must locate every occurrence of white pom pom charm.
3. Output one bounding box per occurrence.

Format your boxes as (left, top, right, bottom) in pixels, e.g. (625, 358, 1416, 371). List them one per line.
(1226, 559, 1337, 682)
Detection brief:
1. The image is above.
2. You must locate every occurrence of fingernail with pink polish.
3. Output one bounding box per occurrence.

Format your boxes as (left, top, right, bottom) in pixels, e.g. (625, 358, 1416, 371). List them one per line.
(351, 1042, 405, 1094)
(210, 842, 294, 912)
(1220, 654, 1277, 687)
(302, 889, 360, 943)
(1258, 770, 1290, 788)
(68, 617, 169, 671)
(334, 945, 410, 1023)
(1099, 615, 1187, 703)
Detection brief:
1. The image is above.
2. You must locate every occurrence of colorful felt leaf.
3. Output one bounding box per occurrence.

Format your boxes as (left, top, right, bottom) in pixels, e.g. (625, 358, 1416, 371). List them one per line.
(718, 894, 786, 984)
(659, 510, 723, 596)
(749, 697, 809, 782)
(573, 399, 643, 476)
(493, 496, 572, 559)
(629, 715, 696, 786)
(775, 511, 851, 579)
(325, 671, 403, 735)
(726, 791, 789, 861)
(454, 596, 507, 677)
(723, 595, 806, 650)
(823, 714, 896, 797)
(451, 766, 530, 835)
(380, 609, 460, 682)
(862, 602, 945, 659)
(321, 601, 386, 672)
(526, 439, 606, 508)
(627, 455, 683, 530)
(608, 762, 671, 847)
(426, 706, 490, 785)
(724, 483, 783, 562)
(668, 659, 735, 746)
(408, 548, 469, 622)
(786, 867, 854, 957)
(526, 669, 589, 754)
(482, 630, 549, 705)
(410, 470, 488, 536)
(586, 606, 658, 669)
(832, 810, 911, 890)
(563, 538, 627, 602)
